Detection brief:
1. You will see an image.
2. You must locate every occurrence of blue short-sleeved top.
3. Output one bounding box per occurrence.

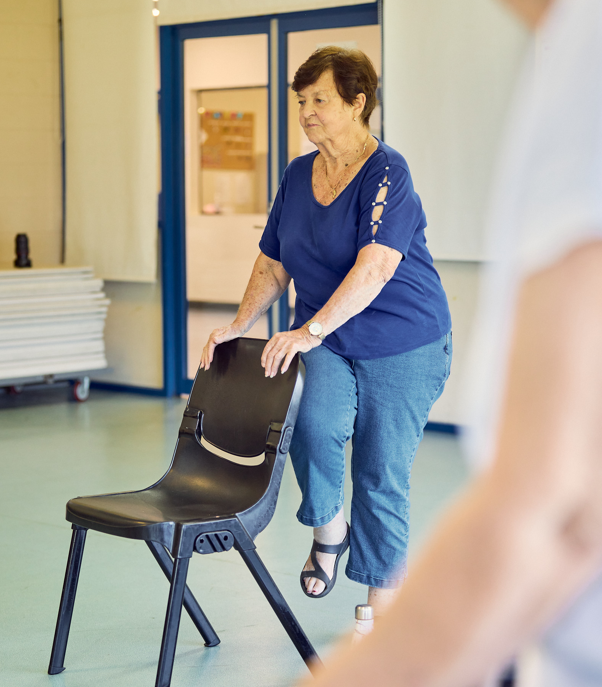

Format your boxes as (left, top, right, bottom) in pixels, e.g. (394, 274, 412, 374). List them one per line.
(259, 139, 451, 360)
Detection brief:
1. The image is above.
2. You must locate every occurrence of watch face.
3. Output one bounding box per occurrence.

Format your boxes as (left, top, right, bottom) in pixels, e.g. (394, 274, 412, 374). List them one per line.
(309, 321, 322, 336)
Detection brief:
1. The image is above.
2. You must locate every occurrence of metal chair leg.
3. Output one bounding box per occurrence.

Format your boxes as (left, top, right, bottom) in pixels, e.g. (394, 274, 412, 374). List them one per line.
(238, 547, 322, 674)
(146, 541, 220, 647)
(155, 555, 190, 687)
(48, 526, 88, 675)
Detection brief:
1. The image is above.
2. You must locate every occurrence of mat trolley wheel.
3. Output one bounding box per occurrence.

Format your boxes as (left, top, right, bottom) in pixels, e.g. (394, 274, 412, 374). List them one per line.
(73, 377, 90, 402)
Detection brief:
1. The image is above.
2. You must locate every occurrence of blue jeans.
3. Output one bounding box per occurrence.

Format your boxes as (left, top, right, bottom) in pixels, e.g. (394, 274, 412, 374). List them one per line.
(289, 332, 452, 589)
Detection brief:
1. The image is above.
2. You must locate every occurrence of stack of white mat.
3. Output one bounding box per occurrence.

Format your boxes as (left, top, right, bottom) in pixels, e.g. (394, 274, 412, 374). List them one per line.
(0, 266, 109, 383)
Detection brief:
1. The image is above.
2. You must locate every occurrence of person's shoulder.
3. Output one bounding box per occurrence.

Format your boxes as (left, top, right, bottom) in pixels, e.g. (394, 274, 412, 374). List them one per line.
(285, 150, 318, 178)
(367, 139, 410, 176)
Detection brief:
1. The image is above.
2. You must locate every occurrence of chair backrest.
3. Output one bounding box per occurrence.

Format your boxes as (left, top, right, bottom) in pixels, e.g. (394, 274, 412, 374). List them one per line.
(187, 338, 301, 458)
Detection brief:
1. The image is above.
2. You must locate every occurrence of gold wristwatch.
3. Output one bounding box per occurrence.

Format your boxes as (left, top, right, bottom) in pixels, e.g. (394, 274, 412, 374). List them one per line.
(307, 320, 326, 341)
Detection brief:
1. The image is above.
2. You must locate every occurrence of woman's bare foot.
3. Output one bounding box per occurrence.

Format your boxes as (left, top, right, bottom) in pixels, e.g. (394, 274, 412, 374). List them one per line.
(302, 509, 348, 595)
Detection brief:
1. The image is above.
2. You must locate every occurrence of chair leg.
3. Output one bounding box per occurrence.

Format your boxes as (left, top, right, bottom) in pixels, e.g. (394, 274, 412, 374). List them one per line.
(238, 547, 322, 674)
(155, 555, 190, 687)
(146, 541, 220, 647)
(48, 526, 87, 675)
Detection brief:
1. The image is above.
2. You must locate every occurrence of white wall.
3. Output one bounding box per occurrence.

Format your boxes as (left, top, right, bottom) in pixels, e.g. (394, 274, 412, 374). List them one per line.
(0, 0, 61, 267)
(383, 0, 528, 424)
(428, 261, 482, 424)
(92, 279, 163, 389)
(383, 0, 527, 261)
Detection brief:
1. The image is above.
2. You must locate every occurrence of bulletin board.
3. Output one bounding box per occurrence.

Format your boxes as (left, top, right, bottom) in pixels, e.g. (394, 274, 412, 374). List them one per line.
(200, 111, 254, 170)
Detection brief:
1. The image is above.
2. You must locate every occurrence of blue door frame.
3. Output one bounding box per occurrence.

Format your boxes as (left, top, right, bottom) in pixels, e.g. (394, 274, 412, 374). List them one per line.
(159, 4, 379, 397)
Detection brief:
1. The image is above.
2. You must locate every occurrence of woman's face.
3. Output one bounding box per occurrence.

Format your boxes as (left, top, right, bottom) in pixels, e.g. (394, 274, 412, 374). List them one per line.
(295, 69, 360, 146)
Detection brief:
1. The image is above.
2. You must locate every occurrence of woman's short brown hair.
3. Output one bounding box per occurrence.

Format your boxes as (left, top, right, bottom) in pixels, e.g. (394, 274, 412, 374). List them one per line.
(291, 46, 379, 127)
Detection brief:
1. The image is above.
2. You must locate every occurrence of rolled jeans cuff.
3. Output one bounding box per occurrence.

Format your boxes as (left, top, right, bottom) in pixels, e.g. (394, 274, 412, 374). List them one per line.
(296, 502, 344, 527)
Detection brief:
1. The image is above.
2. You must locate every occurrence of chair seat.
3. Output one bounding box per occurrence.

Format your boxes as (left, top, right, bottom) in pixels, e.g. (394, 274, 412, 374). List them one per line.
(67, 440, 271, 541)
(67, 489, 241, 528)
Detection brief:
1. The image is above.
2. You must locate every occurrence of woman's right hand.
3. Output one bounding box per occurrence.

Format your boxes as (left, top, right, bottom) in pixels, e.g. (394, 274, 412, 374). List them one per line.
(200, 323, 245, 371)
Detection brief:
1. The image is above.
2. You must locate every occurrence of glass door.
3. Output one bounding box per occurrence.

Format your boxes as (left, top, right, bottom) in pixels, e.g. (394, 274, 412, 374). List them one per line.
(159, 6, 380, 396)
(183, 35, 270, 379)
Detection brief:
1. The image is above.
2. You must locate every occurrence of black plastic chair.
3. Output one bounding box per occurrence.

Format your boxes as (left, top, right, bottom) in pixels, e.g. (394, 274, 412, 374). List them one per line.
(48, 338, 319, 687)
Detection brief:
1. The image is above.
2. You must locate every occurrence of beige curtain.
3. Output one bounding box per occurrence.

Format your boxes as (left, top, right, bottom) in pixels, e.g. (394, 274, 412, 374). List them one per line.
(63, 0, 158, 282)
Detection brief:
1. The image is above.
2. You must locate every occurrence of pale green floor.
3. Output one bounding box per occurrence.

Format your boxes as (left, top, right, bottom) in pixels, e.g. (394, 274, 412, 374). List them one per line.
(0, 388, 469, 687)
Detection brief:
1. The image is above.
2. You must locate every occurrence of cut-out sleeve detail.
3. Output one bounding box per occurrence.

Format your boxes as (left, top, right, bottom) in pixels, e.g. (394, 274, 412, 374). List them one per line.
(375, 185, 389, 204)
(371, 175, 389, 229)
(372, 205, 384, 224)
(357, 163, 426, 258)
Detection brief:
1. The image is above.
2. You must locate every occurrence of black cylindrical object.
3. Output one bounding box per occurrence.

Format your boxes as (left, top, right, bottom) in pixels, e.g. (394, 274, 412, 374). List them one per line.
(14, 233, 32, 268)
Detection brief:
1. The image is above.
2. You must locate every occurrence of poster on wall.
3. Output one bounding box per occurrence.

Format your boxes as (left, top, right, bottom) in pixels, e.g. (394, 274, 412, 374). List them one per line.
(200, 111, 255, 171)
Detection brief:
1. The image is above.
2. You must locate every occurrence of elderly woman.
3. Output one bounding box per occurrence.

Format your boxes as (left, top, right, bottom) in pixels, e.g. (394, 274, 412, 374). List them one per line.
(200, 47, 451, 626)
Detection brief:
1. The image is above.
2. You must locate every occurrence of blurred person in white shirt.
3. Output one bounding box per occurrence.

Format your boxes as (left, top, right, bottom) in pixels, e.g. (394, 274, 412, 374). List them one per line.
(299, 0, 602, 685)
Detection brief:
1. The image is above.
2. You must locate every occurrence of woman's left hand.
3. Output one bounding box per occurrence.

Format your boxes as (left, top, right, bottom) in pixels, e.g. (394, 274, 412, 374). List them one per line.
(261, 327, 320, 377)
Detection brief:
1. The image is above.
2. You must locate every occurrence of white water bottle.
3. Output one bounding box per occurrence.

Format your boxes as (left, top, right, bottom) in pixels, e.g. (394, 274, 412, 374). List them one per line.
(353, 604, 374, 643)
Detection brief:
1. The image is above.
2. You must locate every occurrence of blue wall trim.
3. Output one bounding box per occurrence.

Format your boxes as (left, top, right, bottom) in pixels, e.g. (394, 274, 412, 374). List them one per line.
(90, 381, 167, 397)
(424, 422, 460, 435)
(159, 25, 186, 397)
(177, 15, 272, 41)
(275, 12, 290, 332)
(276, 3, 377, 32)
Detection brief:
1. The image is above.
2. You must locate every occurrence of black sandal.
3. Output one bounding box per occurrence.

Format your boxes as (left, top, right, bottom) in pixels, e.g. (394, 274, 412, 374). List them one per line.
(300, 524, 350, 599)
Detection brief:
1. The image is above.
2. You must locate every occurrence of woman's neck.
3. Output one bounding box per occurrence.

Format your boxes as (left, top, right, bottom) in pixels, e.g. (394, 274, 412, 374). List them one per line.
(317, 127, 372, 172)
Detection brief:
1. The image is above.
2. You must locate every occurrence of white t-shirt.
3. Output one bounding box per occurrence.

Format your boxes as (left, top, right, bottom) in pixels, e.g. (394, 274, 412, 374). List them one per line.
(462, 0, 602, 684)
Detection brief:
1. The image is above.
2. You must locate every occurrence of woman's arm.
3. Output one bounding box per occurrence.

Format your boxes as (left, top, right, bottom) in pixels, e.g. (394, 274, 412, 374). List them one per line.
(261, 243, 402, 376)
(300, 240, 602, 687)
(200, 252, 290, 370)
(315, 243, 402, 335)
